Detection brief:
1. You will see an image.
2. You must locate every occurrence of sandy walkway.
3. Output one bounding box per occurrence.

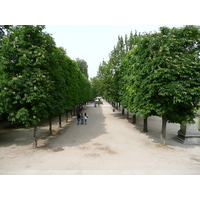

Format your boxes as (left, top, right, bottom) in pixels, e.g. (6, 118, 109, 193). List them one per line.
(0, 100, 200, 175)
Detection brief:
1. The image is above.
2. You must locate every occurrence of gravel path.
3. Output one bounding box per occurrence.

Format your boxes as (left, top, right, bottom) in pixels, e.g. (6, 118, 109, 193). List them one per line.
(0, 100, 200, 174)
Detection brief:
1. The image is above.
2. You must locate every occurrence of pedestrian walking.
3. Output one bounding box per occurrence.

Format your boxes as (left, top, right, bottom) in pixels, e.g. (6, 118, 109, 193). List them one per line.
(84, 113, 88, 125)
(81, 113, 84, 125)
(77, 113, 81, 125)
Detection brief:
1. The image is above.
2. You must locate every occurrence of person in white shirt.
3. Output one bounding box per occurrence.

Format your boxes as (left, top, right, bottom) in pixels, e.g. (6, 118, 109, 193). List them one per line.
(84, 113, 88, 125)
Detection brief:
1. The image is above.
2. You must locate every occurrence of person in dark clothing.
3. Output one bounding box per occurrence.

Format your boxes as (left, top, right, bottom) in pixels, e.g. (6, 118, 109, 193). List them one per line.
(77, 113, 81, 125)
(80, 113, 84, 125)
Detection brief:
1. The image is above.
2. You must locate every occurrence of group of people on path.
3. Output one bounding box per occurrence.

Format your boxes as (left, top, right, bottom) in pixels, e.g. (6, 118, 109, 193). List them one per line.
(77, 113, 88, 125)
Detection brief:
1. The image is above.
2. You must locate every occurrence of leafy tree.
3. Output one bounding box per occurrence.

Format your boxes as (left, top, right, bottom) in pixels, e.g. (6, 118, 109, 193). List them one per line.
(0, 25, 56, 125)
(108, 36, 126, 104)
(126, 25, 200, 145)
(0, 25, 97, 149)
(118, 48, 137, 117)
(0, 25, 63, 147)
(96, 60, 113, 99)
(97, 31, 141, 107)
(90, 76, 100, 97)
(93, 26, 200, 145)
(76, 58, 89, 79)
(118, 32, 142, 113)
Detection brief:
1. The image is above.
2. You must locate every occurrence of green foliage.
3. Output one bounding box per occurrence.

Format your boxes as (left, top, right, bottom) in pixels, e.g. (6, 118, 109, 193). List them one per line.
(76, 58, 89, 79)
(0, 25, 11, 39)
(0, 25, 94, 127)
(90, 77, 100, 97)
(121, 25, 200, 123)
(94, 25, 200, 126)
(95, 101, 103, 104)
(95, 31, 142, 103)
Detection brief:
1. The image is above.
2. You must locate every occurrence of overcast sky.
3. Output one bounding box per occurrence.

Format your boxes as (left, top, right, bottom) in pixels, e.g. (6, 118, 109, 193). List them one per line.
(1, 0, 198, 197)
(44, 25, 182, 79)
(3, 1, 197, 79)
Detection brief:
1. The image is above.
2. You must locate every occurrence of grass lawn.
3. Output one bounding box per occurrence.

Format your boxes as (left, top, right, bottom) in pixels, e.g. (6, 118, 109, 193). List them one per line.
(95, 101, 103, 104)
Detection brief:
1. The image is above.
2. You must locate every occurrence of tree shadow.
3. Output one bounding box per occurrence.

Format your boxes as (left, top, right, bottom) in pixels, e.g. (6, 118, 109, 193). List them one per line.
(0, 112, 74, 148)
(0, 127, 34, 147)
(38, 104, 107, 150)
(111, 108, 200, 149)
(132, 115, 200, 149)
(0, 103, 107, 150)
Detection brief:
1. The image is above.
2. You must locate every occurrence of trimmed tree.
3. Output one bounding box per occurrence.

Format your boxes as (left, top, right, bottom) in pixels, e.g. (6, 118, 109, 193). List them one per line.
(127, 26, 200, 145)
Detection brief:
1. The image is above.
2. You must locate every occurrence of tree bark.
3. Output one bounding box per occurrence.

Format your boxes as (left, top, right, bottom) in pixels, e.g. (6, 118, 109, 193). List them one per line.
(161, 115, 167, 145)
(132, 114, 136, 124)
(49, 117, 52, 135)
(116, 102, 118, 110)
(73, 107, 76, 116)
(33, 126, 37, 149)
(66, 111, 68, 122)
(127, 109, 129, 119)
(59, 114, 62, 128)
(143, 117, 148, 132)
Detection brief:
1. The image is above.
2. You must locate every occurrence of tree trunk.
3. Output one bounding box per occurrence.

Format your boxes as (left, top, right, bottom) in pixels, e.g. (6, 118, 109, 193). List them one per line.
(66, 111, 68, 122)
(143, 117, 148, 132)
(33, 126, 38, 149)
(127, 109, 129, 119)
(49, 117, 52, 135)
(161, 115, 167, 145)
(59, 114, 62, 128)
(132, 114, 136, 124)
(122, 108, 125, 115)
(73, 107, 76, 116)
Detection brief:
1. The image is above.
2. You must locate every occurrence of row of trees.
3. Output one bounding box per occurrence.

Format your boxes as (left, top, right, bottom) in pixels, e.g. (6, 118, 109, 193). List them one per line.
(91, 25, 200, 145)
(0, 25, 94, 147)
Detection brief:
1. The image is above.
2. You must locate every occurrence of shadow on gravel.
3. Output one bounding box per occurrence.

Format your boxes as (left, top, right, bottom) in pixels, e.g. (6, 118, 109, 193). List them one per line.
(111, 109, 199, 150)
(0, 103, 106, 150)
(0, 128, 33, 147)
(0, 113, 73, 148)
(44, 105, 107, 149)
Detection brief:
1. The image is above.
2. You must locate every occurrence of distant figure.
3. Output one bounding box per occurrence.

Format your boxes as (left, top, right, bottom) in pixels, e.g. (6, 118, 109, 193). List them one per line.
(77, 113, 81, 125)
(81, 113, 84, 125)
(84, 113, 88, 125)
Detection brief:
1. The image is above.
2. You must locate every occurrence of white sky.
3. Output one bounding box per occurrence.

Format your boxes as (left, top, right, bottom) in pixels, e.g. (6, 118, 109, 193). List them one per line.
(44, 25, 182, 79)
(3, 1, 198, 80)
(1, 0, 199, 198)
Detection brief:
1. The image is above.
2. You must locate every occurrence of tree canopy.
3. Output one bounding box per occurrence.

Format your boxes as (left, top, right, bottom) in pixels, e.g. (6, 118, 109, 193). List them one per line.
(94, 25, 200, 145)
(0, 25, 94, 127)
(76, 58, 89, 79)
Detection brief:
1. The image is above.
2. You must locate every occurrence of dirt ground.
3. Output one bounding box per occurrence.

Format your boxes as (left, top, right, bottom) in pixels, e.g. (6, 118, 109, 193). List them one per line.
(0, 100, 200, 175)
